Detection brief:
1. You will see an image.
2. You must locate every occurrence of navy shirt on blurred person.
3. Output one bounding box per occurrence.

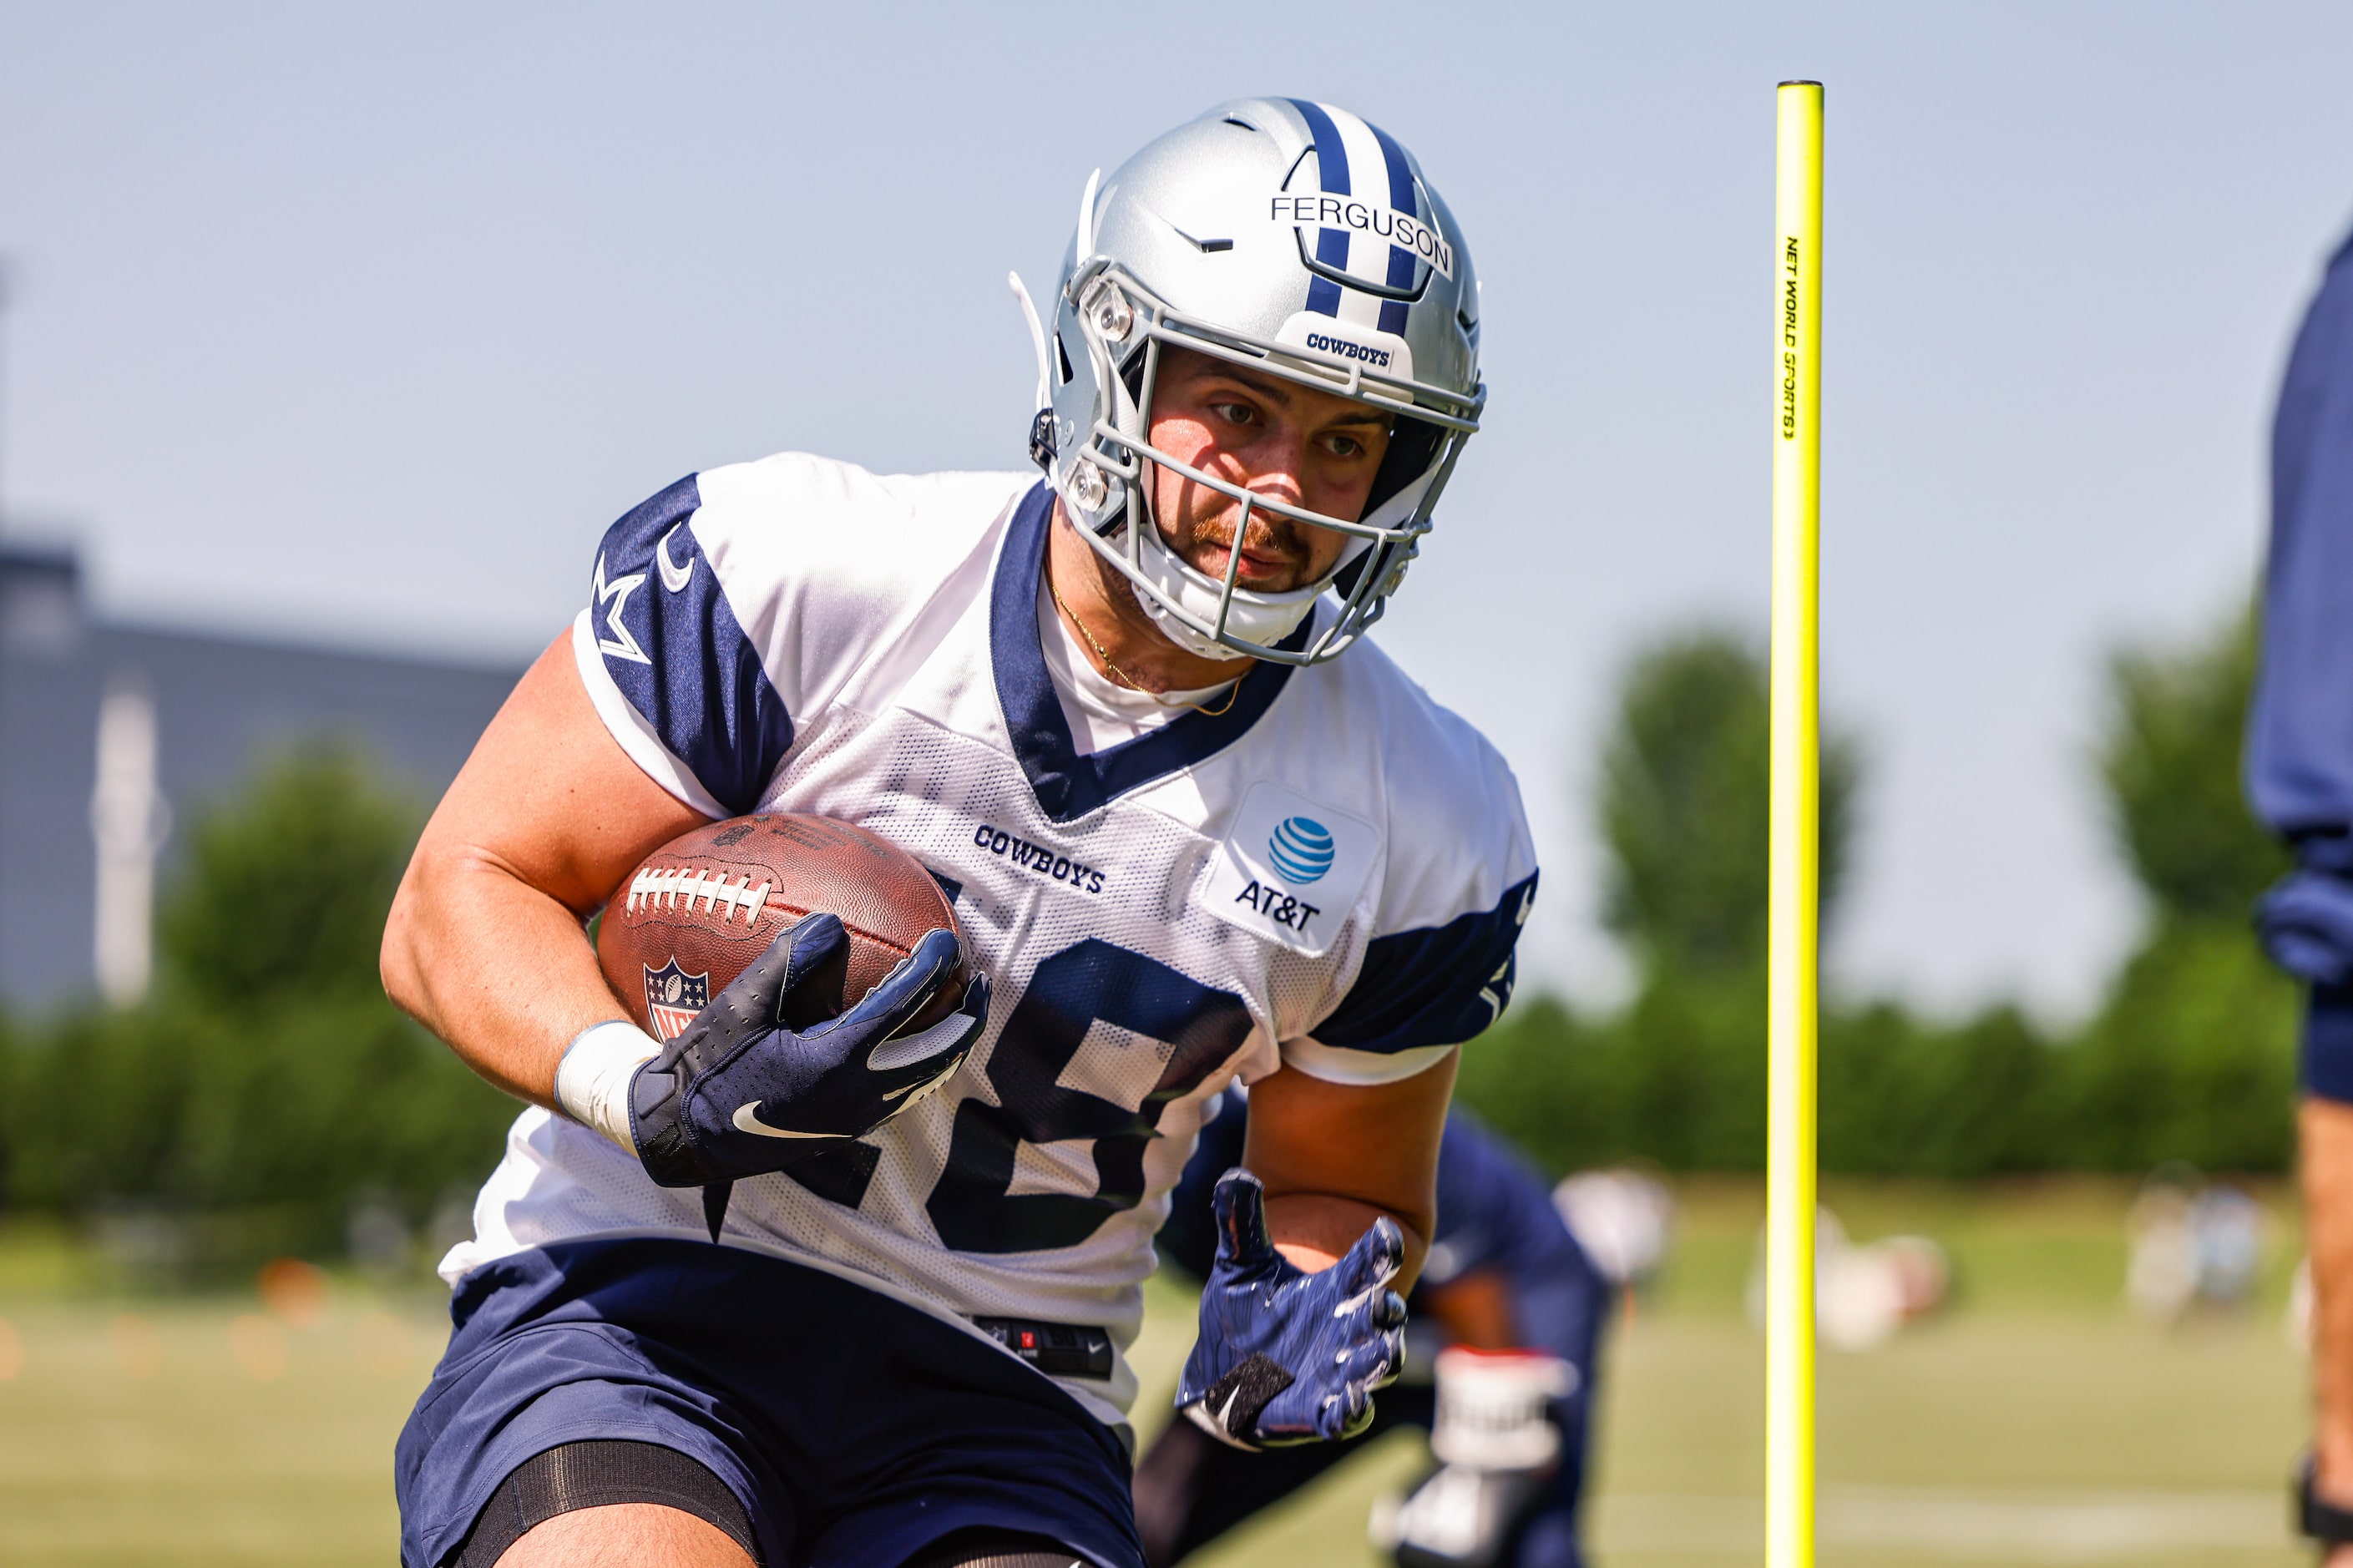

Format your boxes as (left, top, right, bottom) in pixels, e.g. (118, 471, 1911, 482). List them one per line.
(2251, 227, 2353, 1099)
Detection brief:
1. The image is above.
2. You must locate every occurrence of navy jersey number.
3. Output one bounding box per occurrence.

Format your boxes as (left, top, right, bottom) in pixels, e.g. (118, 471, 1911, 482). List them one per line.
(925, 939, 1254, 1254)
(780, 938, 1252, 1246)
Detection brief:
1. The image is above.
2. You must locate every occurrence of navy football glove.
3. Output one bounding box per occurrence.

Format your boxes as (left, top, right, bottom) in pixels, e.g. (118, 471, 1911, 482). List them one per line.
(1176, 1168, 1409, 1449)
(627, 913, 987, 1195)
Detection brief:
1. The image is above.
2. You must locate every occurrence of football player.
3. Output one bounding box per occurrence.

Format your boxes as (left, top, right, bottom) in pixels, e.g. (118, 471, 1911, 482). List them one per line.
(1136, 1089, 1608, 1568)
(382, 98, 1534, 1568)
(2250, 220, 2353, 1561)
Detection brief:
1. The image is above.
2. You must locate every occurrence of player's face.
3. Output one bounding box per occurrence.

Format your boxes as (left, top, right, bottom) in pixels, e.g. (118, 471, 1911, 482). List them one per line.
(1145, 347, 1392, 594)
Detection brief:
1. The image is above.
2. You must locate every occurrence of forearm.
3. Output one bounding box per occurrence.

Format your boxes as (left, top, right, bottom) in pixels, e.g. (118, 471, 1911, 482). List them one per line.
(382, 846, 634, 1107)
(1265, 1192, 1431, 1289)
(2305, 1100, 2353, 1543)
(1246, 1050, 1455, 1292)
(1417, 1267, 1516, 1350)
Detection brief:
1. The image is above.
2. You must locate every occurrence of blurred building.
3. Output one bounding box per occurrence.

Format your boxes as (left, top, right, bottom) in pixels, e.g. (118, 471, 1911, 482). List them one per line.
(0, 542, 524, 1008)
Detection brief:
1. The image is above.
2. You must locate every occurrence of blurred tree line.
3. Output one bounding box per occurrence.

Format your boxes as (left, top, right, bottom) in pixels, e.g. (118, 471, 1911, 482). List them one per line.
(1456, 608, 2301, 1177)
(0, 750, 517, 1259)
(0, 599, 2305, 1264)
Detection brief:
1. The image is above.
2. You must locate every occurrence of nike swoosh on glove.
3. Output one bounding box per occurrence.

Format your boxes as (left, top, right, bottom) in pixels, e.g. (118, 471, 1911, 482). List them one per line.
(627, 913, 988, 1189)
(1175, 1168, 1409, 1449)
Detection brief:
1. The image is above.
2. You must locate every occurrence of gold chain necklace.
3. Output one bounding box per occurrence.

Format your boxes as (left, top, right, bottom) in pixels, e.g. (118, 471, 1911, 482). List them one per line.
(1045, 572, 1242, 718)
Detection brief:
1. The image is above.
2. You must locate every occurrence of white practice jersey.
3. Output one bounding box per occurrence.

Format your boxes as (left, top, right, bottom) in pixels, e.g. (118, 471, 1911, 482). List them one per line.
(443, 454, 1537, 1424)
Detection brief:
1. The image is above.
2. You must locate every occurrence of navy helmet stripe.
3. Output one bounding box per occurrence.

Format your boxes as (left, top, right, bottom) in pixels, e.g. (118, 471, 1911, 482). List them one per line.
(1288, 99, 1353, 195)
(1368, 123, 1418, 229)
(1289, 99, 1354, 318)
(1367, 121, 1422, 295)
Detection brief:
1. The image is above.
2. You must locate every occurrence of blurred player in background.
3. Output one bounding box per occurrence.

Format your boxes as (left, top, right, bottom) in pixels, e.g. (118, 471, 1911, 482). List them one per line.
(381, 99, 1535, 1568)
(1136, 1088, 1608, 1568)
(2250, 221, 2353, 1561)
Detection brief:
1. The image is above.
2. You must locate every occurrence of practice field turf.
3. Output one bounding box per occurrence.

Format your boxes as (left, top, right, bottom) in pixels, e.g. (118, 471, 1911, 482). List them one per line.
(0, 1180, 2314, 1566)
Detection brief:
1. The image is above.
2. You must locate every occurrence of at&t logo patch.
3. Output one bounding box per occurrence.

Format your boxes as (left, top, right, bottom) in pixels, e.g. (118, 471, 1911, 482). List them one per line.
(1202, 781, 1379, 957)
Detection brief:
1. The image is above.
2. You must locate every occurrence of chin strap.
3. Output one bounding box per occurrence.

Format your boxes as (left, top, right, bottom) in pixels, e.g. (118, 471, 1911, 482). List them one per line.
(1124, 519, 1329, 656)
(2300, 1454, 2353, 1543)
(1131, 578, 1247, 662)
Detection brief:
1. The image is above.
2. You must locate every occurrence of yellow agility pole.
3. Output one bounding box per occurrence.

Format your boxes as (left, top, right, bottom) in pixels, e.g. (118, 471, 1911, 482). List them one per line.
(1766, 79, 1823, 1568)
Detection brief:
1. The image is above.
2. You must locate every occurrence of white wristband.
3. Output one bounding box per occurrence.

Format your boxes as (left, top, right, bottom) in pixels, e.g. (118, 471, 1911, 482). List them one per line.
(554, 1019, 662, 1156)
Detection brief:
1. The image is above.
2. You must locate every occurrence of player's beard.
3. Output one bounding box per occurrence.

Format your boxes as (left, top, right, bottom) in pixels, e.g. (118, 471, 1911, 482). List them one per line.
(1150, 470, 1332, 597)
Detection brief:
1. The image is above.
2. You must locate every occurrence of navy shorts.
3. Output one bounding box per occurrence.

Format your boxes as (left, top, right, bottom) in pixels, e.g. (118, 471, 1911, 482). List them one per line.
(2307, 982, 2353, 1104)
(395, 1238, 1141, 1568)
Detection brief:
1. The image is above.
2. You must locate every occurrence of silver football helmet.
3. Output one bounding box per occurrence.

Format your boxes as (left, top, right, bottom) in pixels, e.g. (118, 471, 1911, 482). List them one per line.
(1015, 98, 1484, 666)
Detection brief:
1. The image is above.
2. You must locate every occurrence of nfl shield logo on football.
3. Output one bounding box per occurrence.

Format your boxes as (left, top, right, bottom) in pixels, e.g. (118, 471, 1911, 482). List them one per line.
(642, 959, 710, 1041)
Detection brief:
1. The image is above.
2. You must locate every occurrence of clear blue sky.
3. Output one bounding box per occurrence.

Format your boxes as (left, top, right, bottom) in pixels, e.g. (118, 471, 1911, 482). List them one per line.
(6, 1, 2350, 1015)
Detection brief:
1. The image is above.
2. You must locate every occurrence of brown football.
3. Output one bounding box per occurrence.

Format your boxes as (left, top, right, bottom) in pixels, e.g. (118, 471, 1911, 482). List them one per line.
(596, 813, 966, 1043)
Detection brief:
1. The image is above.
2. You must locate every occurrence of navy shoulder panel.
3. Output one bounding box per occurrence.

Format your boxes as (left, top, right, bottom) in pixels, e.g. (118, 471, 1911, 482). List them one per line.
(1316, 873, 1538, 1055)
(590, 474, 793, 817)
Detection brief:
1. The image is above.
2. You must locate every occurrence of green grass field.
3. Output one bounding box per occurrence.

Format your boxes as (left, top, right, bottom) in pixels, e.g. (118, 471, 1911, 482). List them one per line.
(0, 1179, 2315, 1565)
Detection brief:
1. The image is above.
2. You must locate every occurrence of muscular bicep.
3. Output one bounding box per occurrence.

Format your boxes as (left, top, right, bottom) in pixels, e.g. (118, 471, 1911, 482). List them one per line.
(415, 631, 709, 914)
(381, 630, 711, 1100)
(1241, 1048, 1455, 1287)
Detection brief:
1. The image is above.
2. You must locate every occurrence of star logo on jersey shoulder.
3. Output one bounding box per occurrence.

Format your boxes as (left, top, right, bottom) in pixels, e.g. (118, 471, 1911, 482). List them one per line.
(592, 552, 652, 665)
